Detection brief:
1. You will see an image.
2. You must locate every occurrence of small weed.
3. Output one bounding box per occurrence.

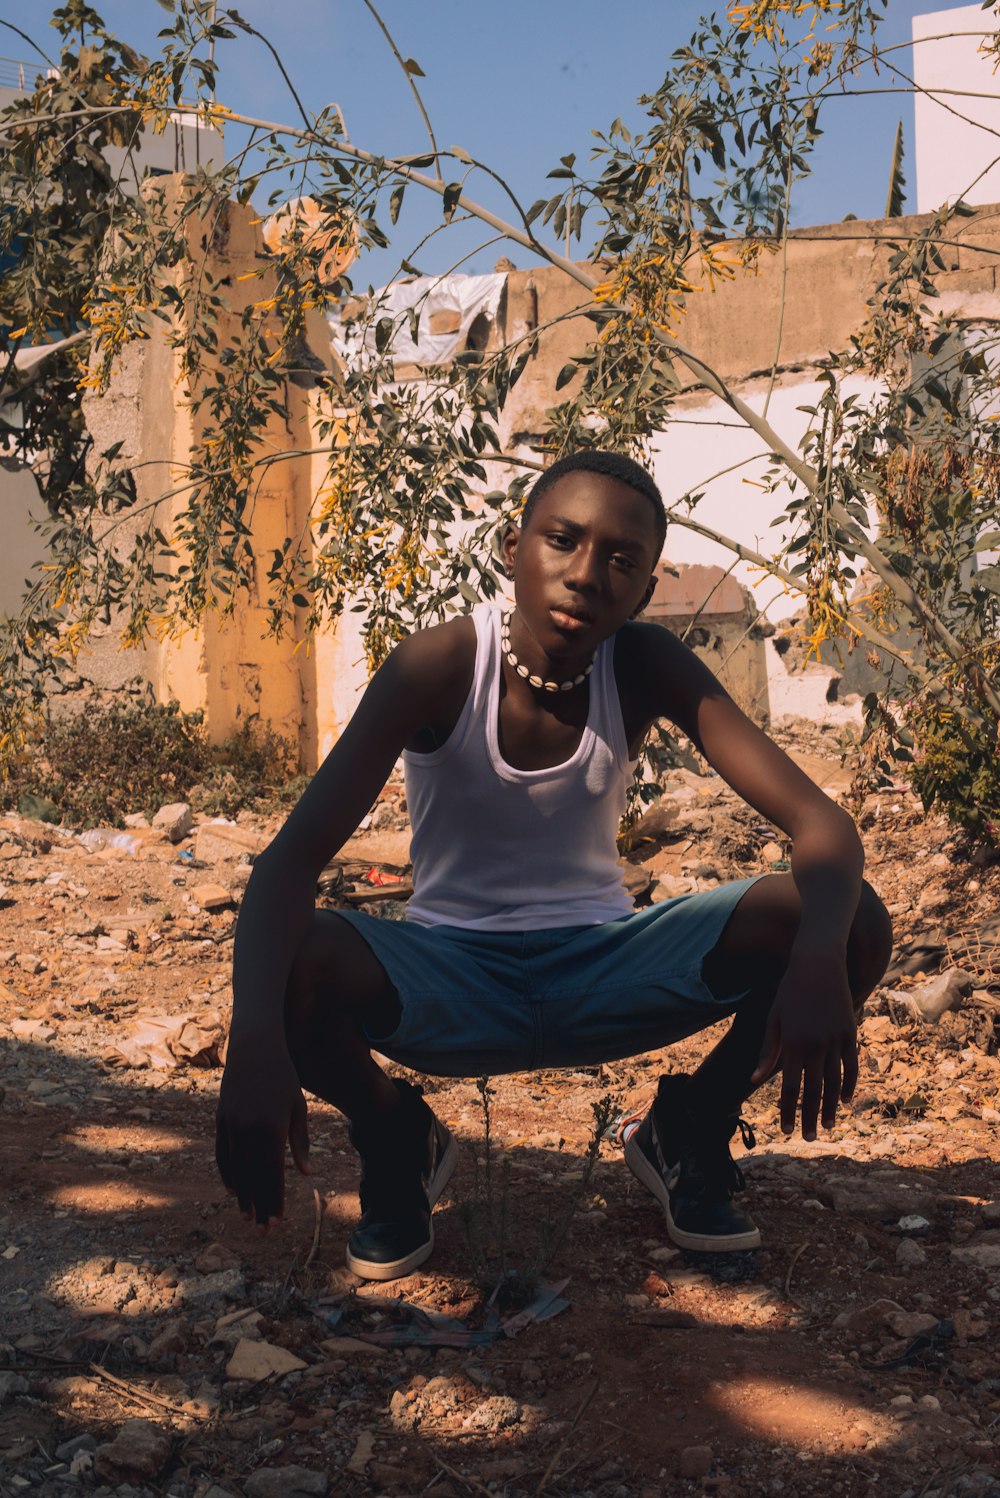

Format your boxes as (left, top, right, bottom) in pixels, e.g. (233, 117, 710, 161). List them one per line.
(1, 694, 307, 827)
(458, 1081, 620, 1305)
(536, 1091, 619, 1279)
(908, 708, 1000, 847)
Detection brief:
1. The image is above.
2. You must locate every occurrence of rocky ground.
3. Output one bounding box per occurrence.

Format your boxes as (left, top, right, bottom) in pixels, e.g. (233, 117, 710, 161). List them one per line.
(0, 719, 998, 1498)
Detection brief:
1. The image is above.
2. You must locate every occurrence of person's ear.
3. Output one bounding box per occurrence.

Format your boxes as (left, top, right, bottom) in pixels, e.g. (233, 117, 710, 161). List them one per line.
(631, 572, 657, 619)
(499, 523, 520, 581)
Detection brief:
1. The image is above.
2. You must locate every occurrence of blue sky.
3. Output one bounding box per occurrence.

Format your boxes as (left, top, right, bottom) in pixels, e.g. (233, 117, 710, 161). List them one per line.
(0, 0, 982, 288)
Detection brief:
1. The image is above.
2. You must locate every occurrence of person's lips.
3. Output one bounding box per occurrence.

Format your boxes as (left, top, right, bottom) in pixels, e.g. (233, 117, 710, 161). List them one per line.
(550, 606, 593, 631)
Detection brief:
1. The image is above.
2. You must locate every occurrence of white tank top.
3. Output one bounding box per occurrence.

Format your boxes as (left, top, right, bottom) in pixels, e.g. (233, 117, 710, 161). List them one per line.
(403, 602, 636, 930)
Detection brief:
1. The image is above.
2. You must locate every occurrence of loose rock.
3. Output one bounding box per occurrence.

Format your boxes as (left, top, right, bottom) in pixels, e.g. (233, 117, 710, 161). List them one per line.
(884, 1311, 939, 1339)
(225, 1337, 307, 1381)
(93, 1419, 171, 1481)
(463, 1394, 522, 1433)
(895, 1238, 928, 1270)
(195, 821, 266, 862)
(678, 1445, 714, 1478)
(951, 1243, 1000, 1270)
(55, 1434, 97, 1462)
(834, 1298, 903, 1333)
(190, 882, 234, 911)
(0, 1372, 28, 1406)
(891, 968, 973, 1024)
(152, 803, 194, 843)
(345, 1430, 375, 1475)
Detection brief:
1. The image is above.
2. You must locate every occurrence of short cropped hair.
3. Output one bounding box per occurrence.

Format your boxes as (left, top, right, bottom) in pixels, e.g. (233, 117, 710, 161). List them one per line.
(520, 449, 667, 555)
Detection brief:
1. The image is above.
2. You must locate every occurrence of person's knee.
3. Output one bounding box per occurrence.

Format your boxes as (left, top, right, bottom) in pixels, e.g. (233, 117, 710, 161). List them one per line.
(848, 880, 893, 1004)
(285, 913, 400, 1056)
(284, 917, 342, 1047)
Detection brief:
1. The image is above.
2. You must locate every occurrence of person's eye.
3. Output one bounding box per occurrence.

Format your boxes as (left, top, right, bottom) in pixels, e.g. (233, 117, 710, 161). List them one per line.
(548, 533, 574, 549)
(612, 553, 637, 570)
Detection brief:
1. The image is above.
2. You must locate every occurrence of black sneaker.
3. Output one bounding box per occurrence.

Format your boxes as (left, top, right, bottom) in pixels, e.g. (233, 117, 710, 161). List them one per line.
(346, 1079, 459, 1281)
(623, 1074, 761, 1253)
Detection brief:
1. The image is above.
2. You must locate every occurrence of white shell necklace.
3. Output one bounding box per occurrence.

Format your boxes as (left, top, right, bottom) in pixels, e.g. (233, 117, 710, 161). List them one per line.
(501, 610, 595, 693)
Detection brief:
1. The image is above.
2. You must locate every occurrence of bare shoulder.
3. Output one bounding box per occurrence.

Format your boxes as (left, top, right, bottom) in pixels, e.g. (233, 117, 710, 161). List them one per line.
(382, 612, 478, 752)
(388, 612, 477, 686)
(261, 612, 479, 872)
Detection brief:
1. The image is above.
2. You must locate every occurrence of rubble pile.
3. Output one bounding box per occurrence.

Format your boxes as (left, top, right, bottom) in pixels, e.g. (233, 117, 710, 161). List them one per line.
(0, 725, 997, 1497)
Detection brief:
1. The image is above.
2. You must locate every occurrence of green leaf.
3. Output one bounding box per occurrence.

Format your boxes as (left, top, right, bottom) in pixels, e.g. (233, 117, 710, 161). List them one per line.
(389, 184, 405, 225)
(450, 145, 472, 163)
(555, 362, 578, 390)
(403, 57, 425, 76)
(973, 565, 1000, 593)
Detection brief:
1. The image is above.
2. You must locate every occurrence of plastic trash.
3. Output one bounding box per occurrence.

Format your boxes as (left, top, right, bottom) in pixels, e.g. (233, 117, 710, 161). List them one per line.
(78, 829, 143, 856)
(321, 1277, 570, 1348)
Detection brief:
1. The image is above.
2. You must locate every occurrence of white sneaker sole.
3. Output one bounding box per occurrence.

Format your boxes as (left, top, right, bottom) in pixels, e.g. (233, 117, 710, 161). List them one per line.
(346, 1127, 460, 1281)
(624, 1129, 761, 1253)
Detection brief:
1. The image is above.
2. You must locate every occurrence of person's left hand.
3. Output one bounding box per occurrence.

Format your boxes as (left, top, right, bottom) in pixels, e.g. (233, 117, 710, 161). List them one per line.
(751, 949, 857, 1139)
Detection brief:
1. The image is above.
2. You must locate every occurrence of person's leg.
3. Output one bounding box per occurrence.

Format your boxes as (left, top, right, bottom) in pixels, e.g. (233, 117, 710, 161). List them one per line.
(624, 875, 892, 1252)
(283, 908, 404, 1134)
(692, 874, 894, 1114)
(283, 911, 457, 1280)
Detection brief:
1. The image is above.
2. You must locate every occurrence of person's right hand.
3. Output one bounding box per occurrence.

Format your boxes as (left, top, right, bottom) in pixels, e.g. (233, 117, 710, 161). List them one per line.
(215, 1046, 311, 1227)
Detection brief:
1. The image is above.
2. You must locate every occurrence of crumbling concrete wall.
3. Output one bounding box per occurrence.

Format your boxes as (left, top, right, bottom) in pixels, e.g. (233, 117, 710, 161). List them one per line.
(77, 181, 330, 756)
(0, 467, 49, 624)
(13, 189, 1000, 761)
(644, 564, 770, 724)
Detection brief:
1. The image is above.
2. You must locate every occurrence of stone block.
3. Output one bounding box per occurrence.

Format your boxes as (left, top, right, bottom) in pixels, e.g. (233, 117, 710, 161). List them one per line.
(646, 563, 747, 619)
(194, 821, 267, 862)
(152, 802, 194, 843)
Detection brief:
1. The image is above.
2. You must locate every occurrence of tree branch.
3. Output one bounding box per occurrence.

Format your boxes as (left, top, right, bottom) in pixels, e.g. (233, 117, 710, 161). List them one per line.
(359, 0, 443, 184)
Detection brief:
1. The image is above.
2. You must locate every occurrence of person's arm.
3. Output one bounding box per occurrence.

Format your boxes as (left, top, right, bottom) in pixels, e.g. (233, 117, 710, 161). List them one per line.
(216, 624, 469, 1225)
(635, 624, 864, 1137)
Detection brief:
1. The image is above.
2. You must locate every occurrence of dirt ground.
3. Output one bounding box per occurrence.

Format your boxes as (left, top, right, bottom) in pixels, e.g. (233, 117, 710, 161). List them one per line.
(1, 720, 998, 1498)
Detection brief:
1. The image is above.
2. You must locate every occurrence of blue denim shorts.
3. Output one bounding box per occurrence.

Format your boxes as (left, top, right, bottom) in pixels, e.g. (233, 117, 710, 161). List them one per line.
(334, 876, 765, 1077)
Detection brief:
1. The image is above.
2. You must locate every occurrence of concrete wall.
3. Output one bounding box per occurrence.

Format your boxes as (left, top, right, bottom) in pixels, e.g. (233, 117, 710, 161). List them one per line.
(11, 177, 1000, 759)
(0, 467, 48, 622)
(0, 74, 222, 185)
(76, 185, 324, 753)
(645, 564, 771, 723)
(484, 205, 1000, 720)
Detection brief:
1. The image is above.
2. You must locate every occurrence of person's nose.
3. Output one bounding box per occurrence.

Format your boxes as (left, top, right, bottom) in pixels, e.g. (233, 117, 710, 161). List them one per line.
(563, 542, 602, 594)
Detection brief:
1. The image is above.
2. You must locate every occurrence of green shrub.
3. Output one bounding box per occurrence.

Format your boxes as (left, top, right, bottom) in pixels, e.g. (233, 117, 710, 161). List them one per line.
(1, 696, 306, 827)
(908, 709, 1000, 848)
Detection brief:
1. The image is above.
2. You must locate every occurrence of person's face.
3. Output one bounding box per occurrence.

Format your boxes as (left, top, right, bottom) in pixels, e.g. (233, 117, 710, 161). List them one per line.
(501, 472, 660, 663)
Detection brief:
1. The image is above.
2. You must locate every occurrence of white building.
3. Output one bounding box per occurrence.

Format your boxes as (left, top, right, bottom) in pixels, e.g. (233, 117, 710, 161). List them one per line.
(912, 4, 1000, 212)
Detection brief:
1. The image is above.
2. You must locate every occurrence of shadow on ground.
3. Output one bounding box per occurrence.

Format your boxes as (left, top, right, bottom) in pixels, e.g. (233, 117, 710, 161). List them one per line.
(0, 1039, 997, 1497)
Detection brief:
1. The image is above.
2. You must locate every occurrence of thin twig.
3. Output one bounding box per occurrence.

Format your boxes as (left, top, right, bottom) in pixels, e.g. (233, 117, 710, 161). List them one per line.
(304, 1185, 323, 1269)
(551, 1432, 619, 1488)
(427, 1449, 495, 1498)
(360, 0, 442, 183)
(536, 1377, 600, 1495)
(762, 129, 793, 421)
(88, 1364, 210, 1422)
(784, 1240, 808, 1299)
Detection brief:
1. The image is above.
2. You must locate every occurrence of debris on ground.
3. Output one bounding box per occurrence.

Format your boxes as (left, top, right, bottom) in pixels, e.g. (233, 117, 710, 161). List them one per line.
(0, 730, 998, 1496)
